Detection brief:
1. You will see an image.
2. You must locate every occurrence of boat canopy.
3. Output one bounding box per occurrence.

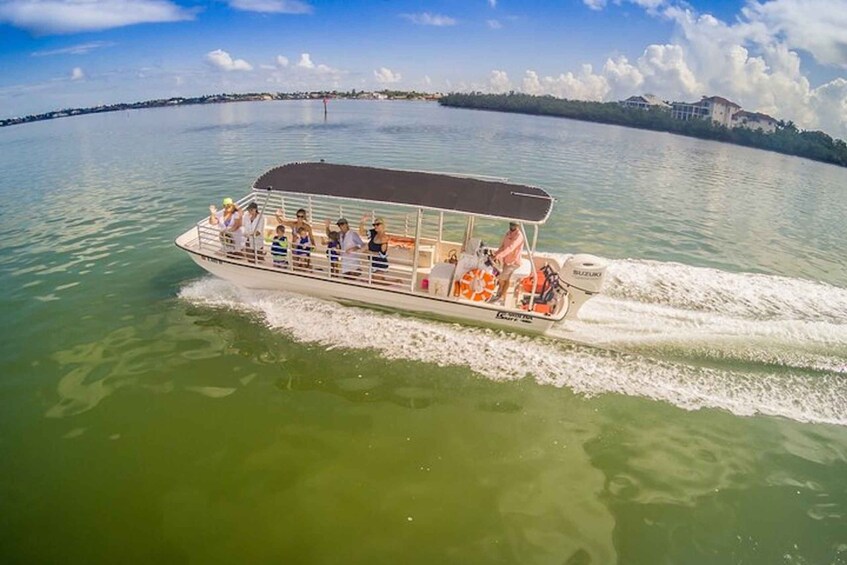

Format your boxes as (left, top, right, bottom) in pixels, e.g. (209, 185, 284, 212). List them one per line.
(252, 162, 554, 223)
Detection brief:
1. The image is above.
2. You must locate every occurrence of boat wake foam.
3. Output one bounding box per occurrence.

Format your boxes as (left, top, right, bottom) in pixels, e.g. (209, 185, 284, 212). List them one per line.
(178, 258, 847, 426)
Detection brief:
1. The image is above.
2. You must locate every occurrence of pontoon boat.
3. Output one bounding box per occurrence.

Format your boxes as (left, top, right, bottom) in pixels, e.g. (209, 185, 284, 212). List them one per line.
(175, 162, 607, 334)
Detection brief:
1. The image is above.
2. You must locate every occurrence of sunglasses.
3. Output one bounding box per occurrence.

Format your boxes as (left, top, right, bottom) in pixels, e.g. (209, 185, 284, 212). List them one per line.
(373, 222, 382, 226)
(296, 214, 306, 218)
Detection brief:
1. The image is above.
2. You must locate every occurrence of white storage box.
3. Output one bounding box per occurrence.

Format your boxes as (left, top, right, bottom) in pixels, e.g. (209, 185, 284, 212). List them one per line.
(428, 262, 456, 297)
(513, 258, 532, 280)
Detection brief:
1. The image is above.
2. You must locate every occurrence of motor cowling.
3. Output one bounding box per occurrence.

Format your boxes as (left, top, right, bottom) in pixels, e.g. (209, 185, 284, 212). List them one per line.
(559, 254, 608, 319)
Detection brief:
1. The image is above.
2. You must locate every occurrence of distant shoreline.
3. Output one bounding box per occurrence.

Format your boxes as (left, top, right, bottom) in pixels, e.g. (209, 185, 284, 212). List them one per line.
(0, 90, 440, 129)
(439, 93, 847, 169)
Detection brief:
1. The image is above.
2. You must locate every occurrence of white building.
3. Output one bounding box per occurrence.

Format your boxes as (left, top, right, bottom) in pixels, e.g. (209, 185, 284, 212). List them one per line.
(671, 96, 741, 127)
(620, 94, 670, 110)
(732, 110, 778, 134)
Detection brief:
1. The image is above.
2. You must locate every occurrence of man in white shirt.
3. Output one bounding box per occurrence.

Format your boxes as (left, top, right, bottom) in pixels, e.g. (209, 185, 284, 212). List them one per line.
(326, 218, 364, 277)
(242, 202, 266, 262)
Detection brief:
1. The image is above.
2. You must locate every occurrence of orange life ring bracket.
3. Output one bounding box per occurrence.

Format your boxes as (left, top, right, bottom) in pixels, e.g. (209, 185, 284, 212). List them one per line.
(459, 268, 497, 301)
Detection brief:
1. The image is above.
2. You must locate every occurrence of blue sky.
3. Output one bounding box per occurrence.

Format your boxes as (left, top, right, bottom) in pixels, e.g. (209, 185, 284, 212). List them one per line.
(1, 0, 846, 137)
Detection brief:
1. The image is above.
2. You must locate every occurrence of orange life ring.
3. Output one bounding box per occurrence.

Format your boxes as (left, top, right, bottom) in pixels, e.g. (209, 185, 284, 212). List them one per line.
(460, 268, 497, 301)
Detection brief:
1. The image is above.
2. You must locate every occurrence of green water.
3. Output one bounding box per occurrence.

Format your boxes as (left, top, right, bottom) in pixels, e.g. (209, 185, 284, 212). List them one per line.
(1, 101, 846, 564)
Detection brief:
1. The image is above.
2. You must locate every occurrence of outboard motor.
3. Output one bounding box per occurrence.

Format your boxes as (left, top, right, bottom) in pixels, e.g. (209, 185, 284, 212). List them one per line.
(559, 254, 608, 319)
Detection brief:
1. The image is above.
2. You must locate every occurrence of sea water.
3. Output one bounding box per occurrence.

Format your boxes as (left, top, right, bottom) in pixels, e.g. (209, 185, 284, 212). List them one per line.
(0, 100, 845, 564)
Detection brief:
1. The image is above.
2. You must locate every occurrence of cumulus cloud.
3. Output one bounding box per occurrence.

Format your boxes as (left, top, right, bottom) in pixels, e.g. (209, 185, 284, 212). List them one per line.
(0, 0, 194, 34)
(488, 0, 497, 7)
(227, 0, 312, 14)
(32, 41, 113, 56)
(522, 65, 611, 100)
(206, 49, 253, 72)
(70, 66, 84, 80)
(292, 52, 336, 74)
(401, 12, 456, 26)
(488, 70, 512, 93)
(487, 19, 502, 29)
(374, 67, 401, 84)
(742, 0, 847, 68)
(809, 78, 847, 131)
(563, 0, 847, 136)
(297, 53, 314, 69)
(260, 52, 342, 87)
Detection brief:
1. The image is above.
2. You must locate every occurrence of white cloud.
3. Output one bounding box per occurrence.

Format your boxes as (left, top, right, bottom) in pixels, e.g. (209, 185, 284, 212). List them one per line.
(637, 44, 700, 97)
(70, 66, 84, 80)
(570, 0, 847, 136)
(32, 41, 113, 56)
(810, 78, 847, 131)
(276, 55, 289, 67)
(424, 75, 432, 86)
(487, 19, 502, 29)
(488, 70, 512, 93)
(488, 0, 497, 7)
(742, 0, 847, 68)
(206, 49, 253, 72)
(291, 53, 335, 73)
(227, 0, 312, 14)
(0, 0, 194, 34)
(297, 53, 314, 69)
(374, 67, 401, 84)
(583, 0, 606, 10)
(521, 65, 611, 100)
(401, 12, 456, 26)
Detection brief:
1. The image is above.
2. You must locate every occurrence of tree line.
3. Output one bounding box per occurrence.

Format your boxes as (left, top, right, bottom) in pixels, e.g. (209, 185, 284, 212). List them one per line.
(439, 93, 847, 168)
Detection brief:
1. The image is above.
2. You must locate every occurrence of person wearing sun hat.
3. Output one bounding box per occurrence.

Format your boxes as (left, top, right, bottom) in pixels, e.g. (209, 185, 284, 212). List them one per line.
(209, 197, 244, 256)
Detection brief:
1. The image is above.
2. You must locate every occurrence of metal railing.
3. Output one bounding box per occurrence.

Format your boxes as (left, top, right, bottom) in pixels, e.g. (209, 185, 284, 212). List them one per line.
(195, 216, 417, 290)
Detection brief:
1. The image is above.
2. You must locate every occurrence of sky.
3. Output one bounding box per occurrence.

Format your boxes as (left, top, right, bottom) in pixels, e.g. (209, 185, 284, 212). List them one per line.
(1, 0, 846, 138)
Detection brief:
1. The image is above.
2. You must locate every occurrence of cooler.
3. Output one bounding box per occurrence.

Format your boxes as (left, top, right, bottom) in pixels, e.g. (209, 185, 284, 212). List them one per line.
(428, 262, 456, 297)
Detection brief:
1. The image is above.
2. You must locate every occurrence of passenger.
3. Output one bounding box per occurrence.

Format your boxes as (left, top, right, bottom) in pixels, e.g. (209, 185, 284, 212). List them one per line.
(360, 215, 391, 283)
(488, 221, 524, 304)
(274, 207, 314, 243)
(326, 217, 364, 278)
(242, 202, 265, 262)
(325, 231, 341, 276)
(270, 225, 289, 268)
(292, 226, 313, 271)
(209, 197, 244, 257)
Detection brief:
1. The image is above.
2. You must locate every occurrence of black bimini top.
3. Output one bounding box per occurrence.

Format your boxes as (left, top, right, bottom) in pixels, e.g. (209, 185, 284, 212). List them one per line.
(252, 162, 554, 223)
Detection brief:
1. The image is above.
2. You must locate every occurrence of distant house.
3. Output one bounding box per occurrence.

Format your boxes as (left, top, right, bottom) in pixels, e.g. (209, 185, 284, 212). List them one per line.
(620, 94, 670, 110)
(732, 110, 778, 134)
(671, 95, 741, 127)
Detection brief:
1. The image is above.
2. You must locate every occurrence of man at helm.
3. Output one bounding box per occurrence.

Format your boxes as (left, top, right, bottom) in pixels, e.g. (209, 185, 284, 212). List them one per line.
(488, 221, 524, 304)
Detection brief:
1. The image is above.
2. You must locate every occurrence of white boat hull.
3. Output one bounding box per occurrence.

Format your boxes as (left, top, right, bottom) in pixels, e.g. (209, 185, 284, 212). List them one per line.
(178, 243, 560, 335)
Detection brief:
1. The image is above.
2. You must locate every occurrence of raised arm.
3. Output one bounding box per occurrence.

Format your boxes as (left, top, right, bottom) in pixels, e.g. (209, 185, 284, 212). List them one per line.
(209, 205, 219, 225)
(275, 209, 295, 228)
(358, 213, 370, 237)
